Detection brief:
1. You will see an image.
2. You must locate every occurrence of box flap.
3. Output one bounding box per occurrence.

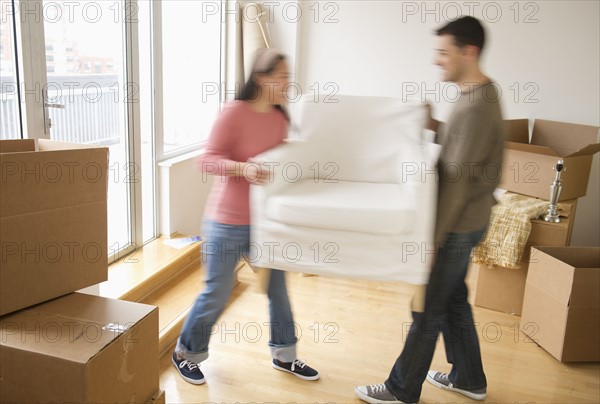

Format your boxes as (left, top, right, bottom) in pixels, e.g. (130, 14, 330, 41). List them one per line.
(527, 247, 576, 304)
(569, 143, 600, 157)
(562, 306, 600, 362)
(504, 141, 560, 156)
(38, 139, 107, 151)
(0, 145, 108, 218)
(571, 268, 600, 307)
(504, 119, 529, 143)
(521, 282, 569, 361)
(535, 246, 600, 268)
(522, 282, 600, 362)
(529, 247, 600, 306)
(0, 293, 156, 363)
(532, 120, 600, 157)
(0, 139, 35, 153)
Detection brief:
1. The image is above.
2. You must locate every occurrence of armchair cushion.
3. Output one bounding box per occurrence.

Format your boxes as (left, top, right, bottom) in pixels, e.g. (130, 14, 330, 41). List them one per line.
(267, 180, 416, 235)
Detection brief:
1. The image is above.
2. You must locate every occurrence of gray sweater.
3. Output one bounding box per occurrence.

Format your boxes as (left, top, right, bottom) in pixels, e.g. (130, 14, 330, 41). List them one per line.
(434, 81, 506, 245)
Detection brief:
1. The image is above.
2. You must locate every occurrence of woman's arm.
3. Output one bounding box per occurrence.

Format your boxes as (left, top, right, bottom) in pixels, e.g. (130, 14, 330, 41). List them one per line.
(196, 107, 270, 184)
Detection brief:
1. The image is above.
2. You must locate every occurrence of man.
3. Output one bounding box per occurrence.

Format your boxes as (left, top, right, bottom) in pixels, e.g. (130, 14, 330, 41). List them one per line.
(356, 16, 505, 404)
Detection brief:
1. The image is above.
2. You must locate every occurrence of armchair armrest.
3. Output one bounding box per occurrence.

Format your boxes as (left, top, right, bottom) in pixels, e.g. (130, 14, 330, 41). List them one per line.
(254, 139, 324, 197)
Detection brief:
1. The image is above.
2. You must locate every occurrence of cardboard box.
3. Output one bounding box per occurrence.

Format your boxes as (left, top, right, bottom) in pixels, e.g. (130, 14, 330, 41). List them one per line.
(0, 293, 159, 402)
(147, 390, 166, 404)
(521, 247, 600, 362)
(474, 199, 577, 315)
(0, 139, 109, 315)
(499, 119, 599, 201)
(474, 261, 528, 316)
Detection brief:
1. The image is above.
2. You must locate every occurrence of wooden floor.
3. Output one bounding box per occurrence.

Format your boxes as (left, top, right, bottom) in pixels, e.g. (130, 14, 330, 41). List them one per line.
(159, 267, 600, 403)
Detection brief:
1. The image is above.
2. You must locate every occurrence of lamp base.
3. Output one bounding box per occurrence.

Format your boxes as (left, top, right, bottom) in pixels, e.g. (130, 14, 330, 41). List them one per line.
(544, 213, 561, 223)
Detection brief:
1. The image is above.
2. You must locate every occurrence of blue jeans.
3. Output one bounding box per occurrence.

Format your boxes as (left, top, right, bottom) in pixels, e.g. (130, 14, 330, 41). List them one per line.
(386, 228, 487, 402)
(176, 221, 297, 363)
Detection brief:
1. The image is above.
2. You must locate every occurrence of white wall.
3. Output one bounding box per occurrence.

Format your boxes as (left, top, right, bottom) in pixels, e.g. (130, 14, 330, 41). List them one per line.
(269, 0, 599, 245)
(159, 151, 213, 238)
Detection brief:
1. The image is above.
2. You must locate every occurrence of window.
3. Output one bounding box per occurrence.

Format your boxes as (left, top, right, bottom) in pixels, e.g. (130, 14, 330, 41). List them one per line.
(42, 0, 134, 259)
(159, 0, 222, 156)
(4, 0, 225, 260)
(0, 0, 21, 139)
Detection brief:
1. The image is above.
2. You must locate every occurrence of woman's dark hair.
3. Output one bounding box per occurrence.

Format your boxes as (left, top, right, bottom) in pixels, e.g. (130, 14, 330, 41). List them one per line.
(236, 49, 289, 120)
(436, 16, 485, 54)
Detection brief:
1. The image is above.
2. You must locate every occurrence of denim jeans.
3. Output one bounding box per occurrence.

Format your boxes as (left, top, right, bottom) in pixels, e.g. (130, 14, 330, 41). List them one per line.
(386, 228, 487, 402)
(176, 221, 297, 363)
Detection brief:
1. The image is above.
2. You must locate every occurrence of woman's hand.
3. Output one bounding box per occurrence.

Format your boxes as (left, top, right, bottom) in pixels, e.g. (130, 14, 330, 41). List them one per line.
(243, 158, 271, 185)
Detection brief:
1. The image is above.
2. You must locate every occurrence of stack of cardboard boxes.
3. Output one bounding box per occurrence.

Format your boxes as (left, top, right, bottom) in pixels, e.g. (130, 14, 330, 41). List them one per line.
(472, 119, 600, 362)
(0, 139, 164, 402)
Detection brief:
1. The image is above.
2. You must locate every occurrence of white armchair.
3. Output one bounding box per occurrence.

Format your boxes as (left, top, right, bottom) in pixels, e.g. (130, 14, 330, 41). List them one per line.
(250, 95, 440, 284)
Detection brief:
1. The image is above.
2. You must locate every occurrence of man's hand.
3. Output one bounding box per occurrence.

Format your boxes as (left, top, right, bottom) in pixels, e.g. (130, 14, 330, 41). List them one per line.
(426, 102, 439, 132)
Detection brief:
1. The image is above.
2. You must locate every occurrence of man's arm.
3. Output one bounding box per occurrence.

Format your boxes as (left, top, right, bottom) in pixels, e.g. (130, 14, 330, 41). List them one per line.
(434, 105, 495, 245)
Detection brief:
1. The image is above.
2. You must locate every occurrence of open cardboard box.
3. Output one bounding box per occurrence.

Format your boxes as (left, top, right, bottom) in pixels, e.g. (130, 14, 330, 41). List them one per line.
(0, 293, 159, 402)
(500, 119, 599, 201)
(474, 198, 577, 315)
(521, 247, 600, 362)
(0, 139, 109, 315)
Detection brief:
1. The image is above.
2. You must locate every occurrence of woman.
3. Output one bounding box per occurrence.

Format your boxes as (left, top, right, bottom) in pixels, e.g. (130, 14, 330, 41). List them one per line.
(172, 49, 319, 385)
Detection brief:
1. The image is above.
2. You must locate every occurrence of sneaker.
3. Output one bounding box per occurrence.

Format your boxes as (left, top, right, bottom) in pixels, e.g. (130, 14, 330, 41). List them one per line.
(426, 370, 486, 400)
(355, 384, 413, 404)
(172, 352, 205, 385)
(272, 359, 320, 380)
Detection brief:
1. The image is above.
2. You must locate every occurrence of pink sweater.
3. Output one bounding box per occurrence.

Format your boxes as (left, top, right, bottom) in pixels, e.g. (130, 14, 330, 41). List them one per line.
(199, 101, 287, 225)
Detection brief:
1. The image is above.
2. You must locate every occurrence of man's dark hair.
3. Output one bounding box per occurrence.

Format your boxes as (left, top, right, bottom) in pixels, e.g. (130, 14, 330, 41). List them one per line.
(436, 16, 485, 53)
